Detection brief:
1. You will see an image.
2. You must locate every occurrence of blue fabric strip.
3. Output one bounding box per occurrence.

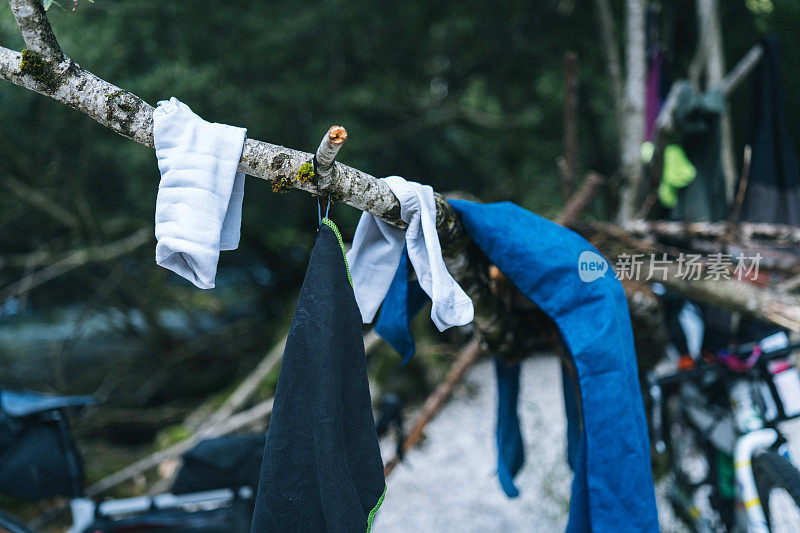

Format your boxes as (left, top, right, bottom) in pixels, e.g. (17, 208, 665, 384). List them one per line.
(375, 245, 429, 365)
(374, 201, 658, 532)
(450, 200, 658, 532)
(495, 358, 524, 498)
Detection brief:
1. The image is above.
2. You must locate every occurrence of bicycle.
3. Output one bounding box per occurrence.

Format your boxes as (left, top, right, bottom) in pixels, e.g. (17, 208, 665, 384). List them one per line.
(647, 335, 800, 532)
(0, 390, 255, 533)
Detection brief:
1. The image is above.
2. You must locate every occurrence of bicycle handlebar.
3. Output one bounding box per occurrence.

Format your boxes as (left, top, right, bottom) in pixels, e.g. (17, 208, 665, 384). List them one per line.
(651, 342, 800, 388)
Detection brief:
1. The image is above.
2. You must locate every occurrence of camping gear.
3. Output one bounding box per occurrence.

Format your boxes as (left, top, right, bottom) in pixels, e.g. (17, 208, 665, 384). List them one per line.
(153, 97, 246, 289)
(347, 176, 473, 330)
(251, 219, 385, 533)
(0, 389, 93, 500)
(740, 35, 800, 225)
(376, 201, 659, 532)
(171, 433, 265, 494)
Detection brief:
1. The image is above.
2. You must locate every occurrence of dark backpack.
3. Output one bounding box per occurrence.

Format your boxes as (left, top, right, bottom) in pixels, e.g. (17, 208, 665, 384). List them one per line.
(0, 390, 93, 500)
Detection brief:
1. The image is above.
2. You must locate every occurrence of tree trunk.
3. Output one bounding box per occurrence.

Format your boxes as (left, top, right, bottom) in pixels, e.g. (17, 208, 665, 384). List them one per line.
(618, 0, 646, 223)
(697, 0, 738, 201)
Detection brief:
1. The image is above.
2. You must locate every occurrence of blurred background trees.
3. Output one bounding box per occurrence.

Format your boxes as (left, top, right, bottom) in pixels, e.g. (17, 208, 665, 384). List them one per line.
(0, 0, 798, 452)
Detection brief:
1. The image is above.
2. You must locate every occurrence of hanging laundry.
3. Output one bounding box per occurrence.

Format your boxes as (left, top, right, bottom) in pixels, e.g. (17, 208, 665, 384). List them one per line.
(374, 246, 430, 364)
(495, 358, 524, 498)
(377, 201, 659, 532)
(153, 97, 246, 289)
(645, 47, 669, 142)
(251, 219, 385, 533)
(740, 35, 800, 225)
(641, 141, 697, 208)
(669, 81, 728, 221)
(347, 176, 473, 331)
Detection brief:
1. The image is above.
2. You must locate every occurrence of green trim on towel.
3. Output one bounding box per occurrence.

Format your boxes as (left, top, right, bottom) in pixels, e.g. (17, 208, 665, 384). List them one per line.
(321, 218, 353, 287)
(366, 485, 387, 532)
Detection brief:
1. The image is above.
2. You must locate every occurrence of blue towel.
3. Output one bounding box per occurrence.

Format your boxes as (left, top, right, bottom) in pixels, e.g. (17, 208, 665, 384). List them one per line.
(377, 200, 658, 532)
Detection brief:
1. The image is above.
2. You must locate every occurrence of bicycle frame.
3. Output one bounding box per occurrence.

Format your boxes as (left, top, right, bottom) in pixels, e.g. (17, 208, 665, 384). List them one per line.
(66, 487, 254, 533)
(647, 342, 800, 531)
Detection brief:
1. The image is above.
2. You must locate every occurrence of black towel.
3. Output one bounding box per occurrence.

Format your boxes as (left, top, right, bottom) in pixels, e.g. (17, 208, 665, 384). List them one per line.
(251, 220, 386, 533)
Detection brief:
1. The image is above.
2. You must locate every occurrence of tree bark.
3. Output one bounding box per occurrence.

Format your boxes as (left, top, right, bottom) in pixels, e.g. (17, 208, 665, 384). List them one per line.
(618, 0, 646, 223)
(593, 0, 624, 142)
(696, 0, 737, 202)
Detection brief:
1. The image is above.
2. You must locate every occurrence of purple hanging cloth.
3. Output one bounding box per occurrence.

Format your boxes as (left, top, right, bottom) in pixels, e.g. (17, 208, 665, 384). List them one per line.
(645, 48, 666, 142)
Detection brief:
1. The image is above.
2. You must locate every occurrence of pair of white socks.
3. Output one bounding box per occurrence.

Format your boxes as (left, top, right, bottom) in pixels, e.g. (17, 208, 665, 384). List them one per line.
(347, 176, 473, 331)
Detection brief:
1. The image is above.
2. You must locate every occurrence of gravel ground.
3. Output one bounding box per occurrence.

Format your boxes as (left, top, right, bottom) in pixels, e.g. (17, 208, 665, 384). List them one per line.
(374, 355, 576, 533)
(373, 354, 800, 532)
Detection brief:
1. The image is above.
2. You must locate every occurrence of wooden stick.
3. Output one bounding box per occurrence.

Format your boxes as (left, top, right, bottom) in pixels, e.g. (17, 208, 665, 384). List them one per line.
(196, 334, 287, 431)
(584, 221, 800, 331)
(624, 219, 800, 245)
(557, 172, 605, 227)
(86, 398, 274, 497)
(384, 337, 483, 477)
(728, 144, 752, 226)
(719, 44, 764, 96)
(0, 227, 152, 300)
(638, 43, 765, 215)
(561, 52, 579, 201)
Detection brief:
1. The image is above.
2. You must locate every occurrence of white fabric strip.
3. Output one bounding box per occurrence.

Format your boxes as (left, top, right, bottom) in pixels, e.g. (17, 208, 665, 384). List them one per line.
(153, 97, 246, 289)
(346, 176, 474, 331)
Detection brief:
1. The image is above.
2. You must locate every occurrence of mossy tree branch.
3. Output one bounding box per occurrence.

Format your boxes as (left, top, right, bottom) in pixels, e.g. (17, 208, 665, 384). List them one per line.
(0, 0, 516, 355)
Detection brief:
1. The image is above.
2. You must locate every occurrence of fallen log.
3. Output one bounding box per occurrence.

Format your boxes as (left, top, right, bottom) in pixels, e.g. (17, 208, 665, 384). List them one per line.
(584, 221, 800, 331)
(624, 219, 800, 246)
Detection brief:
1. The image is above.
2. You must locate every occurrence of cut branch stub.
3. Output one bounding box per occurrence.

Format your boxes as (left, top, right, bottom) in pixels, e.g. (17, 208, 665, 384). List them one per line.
(314, 125, 348, 202)
(316, 125, 348, 178)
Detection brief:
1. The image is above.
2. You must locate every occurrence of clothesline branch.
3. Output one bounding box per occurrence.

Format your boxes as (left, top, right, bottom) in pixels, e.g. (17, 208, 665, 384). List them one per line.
(0, 0, 522, 358)
(0, 0, 411, 230)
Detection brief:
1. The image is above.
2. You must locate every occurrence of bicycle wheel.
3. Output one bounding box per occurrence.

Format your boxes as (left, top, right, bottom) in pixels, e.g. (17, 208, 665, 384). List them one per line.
(0, 511, 35, 533)
(753, 451, 800, 533)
